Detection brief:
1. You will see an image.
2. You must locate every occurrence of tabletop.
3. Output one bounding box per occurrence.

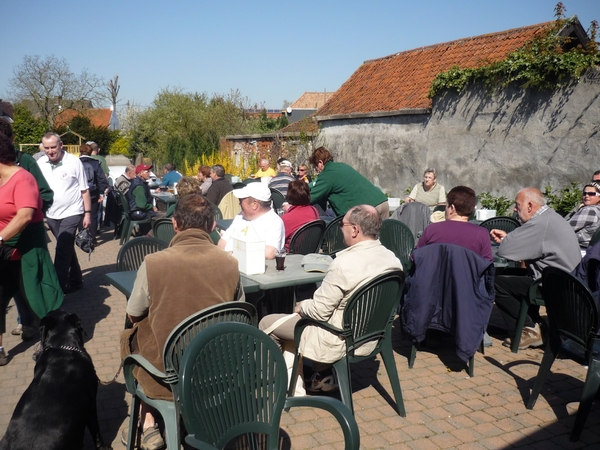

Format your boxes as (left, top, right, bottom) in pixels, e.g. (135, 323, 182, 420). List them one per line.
(151, 192, 178, 206)
(240, 254, 329, 290)
(106, 270, 261, 296)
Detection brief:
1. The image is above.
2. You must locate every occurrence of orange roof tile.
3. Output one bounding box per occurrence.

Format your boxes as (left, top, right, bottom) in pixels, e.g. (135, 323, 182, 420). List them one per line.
(55, 108, 112, 128)
(290, 92, 337, 109)
(316, 22, 552, 117)
(278, 116, 318, 134)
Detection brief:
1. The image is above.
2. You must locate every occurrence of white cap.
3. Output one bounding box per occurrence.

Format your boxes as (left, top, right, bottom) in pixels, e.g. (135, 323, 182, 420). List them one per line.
(233, 183, 272, 202)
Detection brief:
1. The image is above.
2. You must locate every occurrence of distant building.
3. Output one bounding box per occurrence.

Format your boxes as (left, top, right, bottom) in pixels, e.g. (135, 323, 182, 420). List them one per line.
(284, 91, 336, 124)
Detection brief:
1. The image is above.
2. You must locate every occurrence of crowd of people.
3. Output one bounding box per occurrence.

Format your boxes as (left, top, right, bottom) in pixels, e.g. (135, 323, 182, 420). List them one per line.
(1, 117, 599, 448)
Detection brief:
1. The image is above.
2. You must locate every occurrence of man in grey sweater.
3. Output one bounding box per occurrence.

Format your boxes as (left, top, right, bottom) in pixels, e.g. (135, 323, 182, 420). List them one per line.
(490, 188, 581, 350)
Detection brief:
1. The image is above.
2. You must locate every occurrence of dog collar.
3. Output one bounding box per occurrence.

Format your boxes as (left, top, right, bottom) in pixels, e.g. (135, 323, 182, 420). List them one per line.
(43, 345, 84, 354)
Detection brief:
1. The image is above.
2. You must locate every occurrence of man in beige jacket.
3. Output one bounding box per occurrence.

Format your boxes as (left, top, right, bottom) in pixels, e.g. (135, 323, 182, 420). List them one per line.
(259, 204, 402, 394)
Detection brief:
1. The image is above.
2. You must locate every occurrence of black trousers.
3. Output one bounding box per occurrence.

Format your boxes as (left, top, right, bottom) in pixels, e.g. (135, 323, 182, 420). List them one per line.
(494, 269, 541, 335)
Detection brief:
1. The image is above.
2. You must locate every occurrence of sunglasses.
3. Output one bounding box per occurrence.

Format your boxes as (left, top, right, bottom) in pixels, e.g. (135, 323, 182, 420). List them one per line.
(298, 169, 306, 172)
(583, 191, 599, 197)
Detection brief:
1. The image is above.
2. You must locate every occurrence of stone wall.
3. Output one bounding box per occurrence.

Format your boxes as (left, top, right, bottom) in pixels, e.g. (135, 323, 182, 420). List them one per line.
(317, 68, 600, 201)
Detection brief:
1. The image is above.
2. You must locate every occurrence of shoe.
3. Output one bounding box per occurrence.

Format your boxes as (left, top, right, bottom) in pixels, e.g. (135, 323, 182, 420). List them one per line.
(64, 282, 83, 295)
(307, 371, 339, 393)
(11, 324, 22, 335)
(503, 323, 543, 350)
(21, 326, 37, 341)
(0, 349, 8, 366)
(140, 424, 165, 450)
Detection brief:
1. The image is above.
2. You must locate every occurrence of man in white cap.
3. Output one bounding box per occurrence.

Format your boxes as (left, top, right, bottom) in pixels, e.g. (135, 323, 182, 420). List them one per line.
(218, 183, 285, 259)
(268, 159, 296, 197)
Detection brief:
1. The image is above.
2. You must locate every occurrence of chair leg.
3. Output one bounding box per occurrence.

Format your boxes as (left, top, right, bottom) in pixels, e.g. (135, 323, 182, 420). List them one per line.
(570, 358, 600, 441)
(162, 412, 181, 450)
(511, 298, 531, 353)
(527, 342, 558, 409)
(408, 344, 417, 369)
(333, 359, 354, 414)
(127, 395, 140, 450)
(380, 340, 406, 416)
(468, 355, 475, 377)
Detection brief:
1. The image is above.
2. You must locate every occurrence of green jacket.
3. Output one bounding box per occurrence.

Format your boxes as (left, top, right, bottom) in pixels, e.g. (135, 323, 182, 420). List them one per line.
(16, 151, 54, 214)
(8, 221, 63, 319)
(90, 154, 110, 176)
(309, 161, 387, 216)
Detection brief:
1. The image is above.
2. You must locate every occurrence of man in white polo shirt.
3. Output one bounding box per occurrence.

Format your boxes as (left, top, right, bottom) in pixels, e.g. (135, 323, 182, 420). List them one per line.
(218, 183, 285, 260)
(38, 132, 92, 294)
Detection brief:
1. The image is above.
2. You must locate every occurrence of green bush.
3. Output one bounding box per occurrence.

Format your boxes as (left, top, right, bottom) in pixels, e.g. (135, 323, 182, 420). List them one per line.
(543, 182, 582, 216)
(478, 192, 513, 216)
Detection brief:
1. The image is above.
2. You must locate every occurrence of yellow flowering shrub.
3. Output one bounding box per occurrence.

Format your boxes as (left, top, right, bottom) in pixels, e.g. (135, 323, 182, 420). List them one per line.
(182, 152, 258, 179)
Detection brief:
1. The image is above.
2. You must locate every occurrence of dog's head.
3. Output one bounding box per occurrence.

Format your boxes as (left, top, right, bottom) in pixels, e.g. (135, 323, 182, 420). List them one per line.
(39, 309, 85, 350)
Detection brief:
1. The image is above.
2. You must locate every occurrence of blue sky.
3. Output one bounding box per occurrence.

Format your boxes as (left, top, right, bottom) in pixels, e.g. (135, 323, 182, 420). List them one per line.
(2, 0, 598, 110)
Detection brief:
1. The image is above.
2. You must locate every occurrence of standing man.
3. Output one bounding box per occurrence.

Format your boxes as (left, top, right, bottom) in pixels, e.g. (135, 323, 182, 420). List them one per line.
(268, 159, 296, 197)
(79, 143, 109, 242)
(309, 147, 389, 220)
(121, 194, 241, 448)
(491, 188, 581, 350)
(37, 133, 92, 294)
(87, 141, 110, 176)
(205, 164, 233, 207)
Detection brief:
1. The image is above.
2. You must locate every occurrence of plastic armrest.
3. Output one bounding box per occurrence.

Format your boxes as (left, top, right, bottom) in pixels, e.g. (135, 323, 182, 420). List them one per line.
(123, 354, 168, 394)
(293, 317, 348, 348)
(285, 396, 360, 450)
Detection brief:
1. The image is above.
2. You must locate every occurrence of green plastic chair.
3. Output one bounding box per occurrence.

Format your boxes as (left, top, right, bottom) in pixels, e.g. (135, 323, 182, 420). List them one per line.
(116, 236, 167, 272)
(179, 322, 360, 450)
(379, 219, 415, 272)
(527, 267, 600, 442)
(289, 220, 326, 255)
(589, 226, 600, 247)
(152, 218, 175, 245)
(478, 216, 520, 235)
(290, 270, 406, 416)
(510, 278, 544, 353)
(270, 188, 286, 212)
(117, 191, 153, 244)
(320, 215, 348, 257)
(123, 302, 258, 450)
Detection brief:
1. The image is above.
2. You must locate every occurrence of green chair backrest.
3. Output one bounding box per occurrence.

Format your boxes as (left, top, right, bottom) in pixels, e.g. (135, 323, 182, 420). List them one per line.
(379, 219, 415, 272)
(541, 267, 599, 361)
(590, 226, 600, 247)
(152, 218, 176, 245)
(289, 220, 326, 255)
(320, 215, 347, 256)
(342, 270, 405, 357)
(116, 236, 167, 271)
(479, 216, 520, 234)
(179, 322, 288, 449)
(270, 188, 286, 211)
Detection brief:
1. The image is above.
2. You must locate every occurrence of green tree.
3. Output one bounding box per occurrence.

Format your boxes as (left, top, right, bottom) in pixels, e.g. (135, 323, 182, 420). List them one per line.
(54, 114, 119, 153)
(11, 102, 47, 154)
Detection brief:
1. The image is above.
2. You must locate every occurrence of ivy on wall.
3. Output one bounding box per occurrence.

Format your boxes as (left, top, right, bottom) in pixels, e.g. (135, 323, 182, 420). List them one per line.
(428, 3, 600, 98)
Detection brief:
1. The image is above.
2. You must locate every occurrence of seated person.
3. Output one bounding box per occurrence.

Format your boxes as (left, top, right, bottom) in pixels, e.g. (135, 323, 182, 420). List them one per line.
(569, 182, 600, 255)
(417, 186, 493, 261)
(165, 176, 202, 218)
(259, 205, 402, 395)
(405, 168, 446, 210)
(127, 164, 164, 234)
(159, 163, 182, 187)
(115, 164, 136, 195)
(205, 164, 233, 207)
(297, 164, 312, 183)
(268, 160, 296, 197)
(252, 158, 276, 178)
(218, 183, 285, 260)
(281, 180, 320, 251)
(197, 165, 212, 195)
(120, 194, 241, 449)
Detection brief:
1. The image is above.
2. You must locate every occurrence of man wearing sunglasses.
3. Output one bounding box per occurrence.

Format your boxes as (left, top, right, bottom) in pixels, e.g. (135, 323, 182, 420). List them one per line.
(490, 188, 580, 351)
(569, 182, 600, 252)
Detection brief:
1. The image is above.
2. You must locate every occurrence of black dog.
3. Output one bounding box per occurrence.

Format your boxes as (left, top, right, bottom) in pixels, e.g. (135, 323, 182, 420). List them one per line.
(0, 310, 112, 450)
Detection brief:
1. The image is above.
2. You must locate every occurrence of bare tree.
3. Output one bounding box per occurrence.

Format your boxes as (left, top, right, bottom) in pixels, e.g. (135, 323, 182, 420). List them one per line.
(108, 75, 120, 108)
(8, 55, 106, 128)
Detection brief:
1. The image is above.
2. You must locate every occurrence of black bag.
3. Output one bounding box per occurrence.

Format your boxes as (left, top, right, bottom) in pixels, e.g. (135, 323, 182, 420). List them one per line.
(129, 210, 148, 221)
(75, 228, 94, 258)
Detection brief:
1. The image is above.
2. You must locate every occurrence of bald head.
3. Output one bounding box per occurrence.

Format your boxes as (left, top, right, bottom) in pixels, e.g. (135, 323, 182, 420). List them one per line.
(345, 205, 381, 240)
(514, 188, 546, 223)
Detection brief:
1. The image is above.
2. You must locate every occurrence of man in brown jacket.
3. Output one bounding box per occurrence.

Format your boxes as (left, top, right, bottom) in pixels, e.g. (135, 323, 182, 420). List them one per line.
(121, 194, 241, 449)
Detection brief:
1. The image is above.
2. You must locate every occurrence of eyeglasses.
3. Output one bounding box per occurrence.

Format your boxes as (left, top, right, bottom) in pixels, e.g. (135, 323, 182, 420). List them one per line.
(583, 191, 599, 197)
(298, 169, 306, 172)
(339, 221, 355, 229)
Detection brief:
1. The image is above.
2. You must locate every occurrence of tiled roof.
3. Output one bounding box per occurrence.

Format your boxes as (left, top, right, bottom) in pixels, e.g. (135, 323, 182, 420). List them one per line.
(316, 22, 552, 117)
(55, 108, 112, 128)
(290, 91, 336, 109)
(278, 116, 318, 135)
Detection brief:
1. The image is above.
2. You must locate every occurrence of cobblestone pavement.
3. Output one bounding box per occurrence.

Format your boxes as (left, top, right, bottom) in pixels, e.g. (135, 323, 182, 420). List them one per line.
(1, 226, 599, 449)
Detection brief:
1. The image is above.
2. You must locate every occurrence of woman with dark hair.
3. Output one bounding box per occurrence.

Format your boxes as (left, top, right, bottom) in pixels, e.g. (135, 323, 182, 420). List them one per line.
(569, 182, 600, 254)
(282, 180, 320, 250)
(0, 133, 63, 365)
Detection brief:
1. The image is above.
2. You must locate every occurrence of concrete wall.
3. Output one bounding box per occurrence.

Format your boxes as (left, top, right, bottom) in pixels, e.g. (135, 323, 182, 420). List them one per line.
(318, 68, 600, 201)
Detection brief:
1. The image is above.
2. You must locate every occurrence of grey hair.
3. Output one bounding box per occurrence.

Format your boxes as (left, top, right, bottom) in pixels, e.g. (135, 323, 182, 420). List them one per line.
(211, 164, 225, 178)
(347, 205, 381, 238)
(163, 163, 175, 171)
(424, 168, 437, 178)
(43, 132, 62, 144)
